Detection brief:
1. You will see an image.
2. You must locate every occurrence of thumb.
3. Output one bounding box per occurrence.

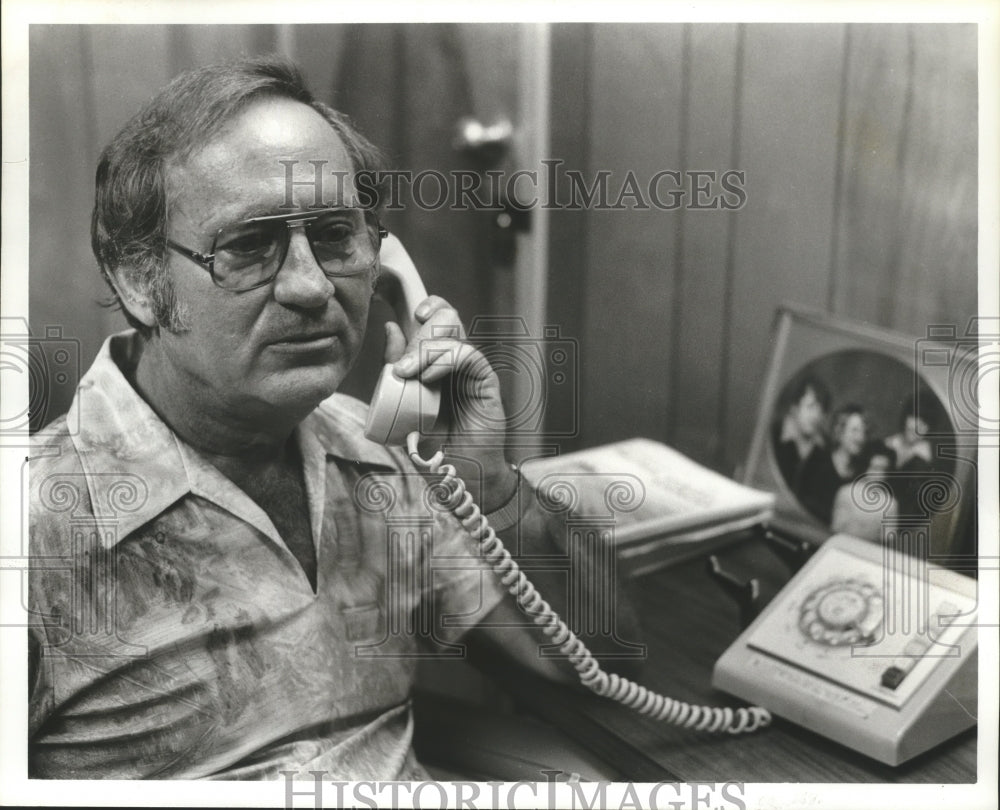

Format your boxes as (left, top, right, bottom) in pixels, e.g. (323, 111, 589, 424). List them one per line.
(383, 320, 408, 365)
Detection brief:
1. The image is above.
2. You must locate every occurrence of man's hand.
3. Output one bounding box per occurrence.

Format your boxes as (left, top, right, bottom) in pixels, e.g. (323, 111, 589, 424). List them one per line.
(383, 296, 517, 512)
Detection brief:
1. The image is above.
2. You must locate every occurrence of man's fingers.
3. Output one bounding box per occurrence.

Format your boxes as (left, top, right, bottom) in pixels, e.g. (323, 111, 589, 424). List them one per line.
(392, 335, 496, 390)
(413, 341, 485, 385)
(383, 321, 408, 365)
(392, 298, 466, 377)
(414, 296, 462, 329)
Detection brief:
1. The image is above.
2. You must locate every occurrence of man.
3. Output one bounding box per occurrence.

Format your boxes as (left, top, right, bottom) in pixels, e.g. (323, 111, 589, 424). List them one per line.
(28, 57, 584, 780)
(772, 374, 832, 502)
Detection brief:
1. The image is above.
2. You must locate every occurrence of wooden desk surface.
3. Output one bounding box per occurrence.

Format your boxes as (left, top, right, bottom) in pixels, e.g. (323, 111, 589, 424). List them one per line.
(492, 534, 977, 783)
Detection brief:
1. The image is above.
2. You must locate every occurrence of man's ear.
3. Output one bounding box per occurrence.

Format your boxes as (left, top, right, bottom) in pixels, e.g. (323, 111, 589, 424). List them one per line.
(107, 267, 158, 328)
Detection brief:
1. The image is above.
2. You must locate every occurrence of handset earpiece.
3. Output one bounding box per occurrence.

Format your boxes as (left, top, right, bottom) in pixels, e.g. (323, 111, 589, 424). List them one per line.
(364, 234, 441, 445)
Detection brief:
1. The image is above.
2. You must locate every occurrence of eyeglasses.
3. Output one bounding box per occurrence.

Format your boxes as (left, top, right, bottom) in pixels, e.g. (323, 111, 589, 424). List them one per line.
(165, 207, 387, 292)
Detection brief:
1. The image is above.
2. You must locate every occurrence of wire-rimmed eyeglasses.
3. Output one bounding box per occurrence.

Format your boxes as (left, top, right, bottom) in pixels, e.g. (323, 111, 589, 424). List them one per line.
(165, 207, 387, 292)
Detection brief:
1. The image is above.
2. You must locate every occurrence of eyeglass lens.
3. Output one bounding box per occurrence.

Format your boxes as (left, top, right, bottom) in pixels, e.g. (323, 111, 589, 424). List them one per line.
(212, 209, 379, 290)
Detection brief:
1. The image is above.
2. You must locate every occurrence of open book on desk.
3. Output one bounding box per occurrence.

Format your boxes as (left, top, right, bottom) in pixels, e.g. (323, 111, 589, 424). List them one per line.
(520, 438, 775, 577)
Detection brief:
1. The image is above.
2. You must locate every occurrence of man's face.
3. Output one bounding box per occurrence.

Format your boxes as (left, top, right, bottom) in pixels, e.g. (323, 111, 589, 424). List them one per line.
(155, 97, 372, 423)
(791, 387, 825, 439)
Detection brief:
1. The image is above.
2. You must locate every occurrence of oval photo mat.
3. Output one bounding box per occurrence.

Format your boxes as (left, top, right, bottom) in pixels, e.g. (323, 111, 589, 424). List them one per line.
(769, 349, 954, 526)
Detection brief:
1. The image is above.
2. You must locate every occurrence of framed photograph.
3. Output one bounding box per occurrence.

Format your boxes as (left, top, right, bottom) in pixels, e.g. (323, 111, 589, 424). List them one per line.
(743, 305, 979, 563)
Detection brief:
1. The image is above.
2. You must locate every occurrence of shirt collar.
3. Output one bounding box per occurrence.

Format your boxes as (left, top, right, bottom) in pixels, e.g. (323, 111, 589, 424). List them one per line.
(68, 330, 394, 547)
(299, 399, 399, 470)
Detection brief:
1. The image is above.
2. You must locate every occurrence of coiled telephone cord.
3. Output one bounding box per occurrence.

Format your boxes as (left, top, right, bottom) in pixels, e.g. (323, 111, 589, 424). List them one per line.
(407, 435, 772, 735)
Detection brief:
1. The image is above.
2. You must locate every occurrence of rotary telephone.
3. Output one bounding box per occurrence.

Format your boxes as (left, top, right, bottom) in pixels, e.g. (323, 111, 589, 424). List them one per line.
(713, 532, 977, 764)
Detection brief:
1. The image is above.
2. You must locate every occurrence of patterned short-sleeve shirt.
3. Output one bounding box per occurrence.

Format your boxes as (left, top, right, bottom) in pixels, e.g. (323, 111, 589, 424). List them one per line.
(29, 331, 505, 780)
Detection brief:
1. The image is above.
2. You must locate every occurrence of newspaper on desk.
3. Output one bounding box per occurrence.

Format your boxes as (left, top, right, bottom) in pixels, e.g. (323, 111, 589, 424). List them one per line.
(520, 438, 775, 575)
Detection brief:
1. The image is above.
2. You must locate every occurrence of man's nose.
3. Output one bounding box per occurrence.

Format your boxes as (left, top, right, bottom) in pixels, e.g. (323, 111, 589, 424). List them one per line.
(272, 228, 335, 308)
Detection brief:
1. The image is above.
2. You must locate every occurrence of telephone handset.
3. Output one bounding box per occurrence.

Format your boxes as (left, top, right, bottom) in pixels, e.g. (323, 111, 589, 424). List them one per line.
(363, 235, 770, 736)
(363, 234, 441, 445)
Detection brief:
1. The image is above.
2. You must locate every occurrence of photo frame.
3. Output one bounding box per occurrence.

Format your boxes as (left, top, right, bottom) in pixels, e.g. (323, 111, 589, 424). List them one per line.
(743, 305, 979, 565)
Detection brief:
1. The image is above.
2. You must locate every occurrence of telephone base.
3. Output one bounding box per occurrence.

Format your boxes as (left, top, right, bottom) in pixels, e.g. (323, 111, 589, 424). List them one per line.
(712, 534, 978, 766)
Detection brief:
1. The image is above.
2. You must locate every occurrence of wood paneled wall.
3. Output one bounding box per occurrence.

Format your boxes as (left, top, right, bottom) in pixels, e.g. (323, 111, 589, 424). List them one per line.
(29, 24, 977, 476)
(549, 23, 977, 472)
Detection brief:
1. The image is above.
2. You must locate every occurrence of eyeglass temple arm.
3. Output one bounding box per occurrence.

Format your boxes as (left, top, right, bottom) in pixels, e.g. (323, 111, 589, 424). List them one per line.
(165, 239, 214, 269)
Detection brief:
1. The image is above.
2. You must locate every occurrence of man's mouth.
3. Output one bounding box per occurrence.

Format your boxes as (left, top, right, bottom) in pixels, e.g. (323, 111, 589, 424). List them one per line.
(269, 331, 340, 351)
